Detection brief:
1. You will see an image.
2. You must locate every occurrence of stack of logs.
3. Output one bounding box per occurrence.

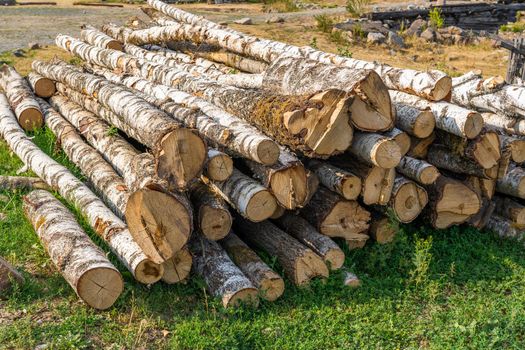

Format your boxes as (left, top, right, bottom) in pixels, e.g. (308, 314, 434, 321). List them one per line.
(1, 0, 525, 310)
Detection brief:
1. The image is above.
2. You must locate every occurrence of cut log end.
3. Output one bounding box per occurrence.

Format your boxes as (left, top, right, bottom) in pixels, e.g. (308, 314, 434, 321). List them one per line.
(33, 78, 56, 98)
(259, 277, 285, 302)
(464, 112, 484, 139)
(246, 190, 278, 222)
(161, 248, 192, 284)
(269, 205, 286, 219)
(106, 41, 124, 51)
(19, 108, 43, 131)
(134, 259, 164, 284)
(510, 140, 525, 163)
(358, 70, 393, 129)
(413, 110, 436, 139)
(341, 176, 362, 200)
(430, 75, 452, 102)
(200, 206, 232, 241)
(346, 237, 369, 250)
(206, 153, 233, 182)
(374, 139, 402, 169)
(433, 179, 481, 229)
(270, 164, 308, 210)
(320, 200, 370, 238)
(257, 139, 280, 166)
(223, 288, 259, 308)
(295, 250, 329, 286)
(474, 132, 501, 169)
(324, 248, 345, 270)
(419, 165, 441, 185)
(369, 217, 396, 244)
(363, 166, 395, 205)
(393, 182, 428, 223)
(157, 129, 207, 189)
(349, 94, 393, 132)
(125, 188, 192, 264)
(77, 267, 124, 310)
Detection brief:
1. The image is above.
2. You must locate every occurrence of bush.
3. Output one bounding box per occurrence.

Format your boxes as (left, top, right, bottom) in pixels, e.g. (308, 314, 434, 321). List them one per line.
(346, 0, 371, 18)
(314, 14, 334, 33)
(500, 22, 525, 33)
(429, 8, 444, 29)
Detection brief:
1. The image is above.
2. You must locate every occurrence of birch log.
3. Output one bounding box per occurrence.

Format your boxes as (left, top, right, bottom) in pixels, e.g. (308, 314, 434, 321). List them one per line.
(383, 128, 411, 157)
(0, 256, 24, 295)
(348, 132, 402, 169)
(306, 159, 361, 200)
(0, 65, 43, 131)
(190, 181, 232, 241)
(493, 195, 525, 228)
(161, 247, 192, 284)
(496, 163, 525, 199)
(394, 103, 435, 138)
(203, 169, 277, 222)
(220, 232, 284, 301)
(145, 0, 453, 101)
(390, 90, 483, 139)
(0, 176, 49, 191)
(233, 217, 329, 286)
(27, 72, 56, 98)
(23, 190, 123, 309)
(81, 24, 124, 51)
(0, 93, 162, 284)
(500, 134, 525, 164)
(274, 213, 345, 270)
(396, 157, 440, 185)
(32, 59, 206, 189)
(486, 215, 525, 240)
(189, 234, 259, 308)
(427, 145, 498, 179)
(481, 112, 525, 136)
(299, 186, 370, 239)
(47, 95, 193, 264)
(205, 149, 233, 181)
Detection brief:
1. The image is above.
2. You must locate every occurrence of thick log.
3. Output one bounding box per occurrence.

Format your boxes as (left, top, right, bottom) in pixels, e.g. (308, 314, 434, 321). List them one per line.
(306, 159, 361, 200)
(0, 256, 24, 295)
(0, 94, 161, 283)
(27, 72, 56, 98)
(81, 24, 124, 51)
(47, 95, 193, 264)
(368, 212, 396, 244)
(189, 234, 258, 308)
(0, 176, 49, 191)
(407, 133, 435, 159)
(496, 163, 525, 199)
(274, 213, 345, 270)
(390, 90, 483, 139)
(0, 65, 43, 131)
(87, 64, 279, 166)
(32, 59, 206, 190)
(463, 176, 496, 229)
(23, 190, 123, 309)
(424, 176, 481, 229)
(220, 232, 284, 301)
(481, 112, 525, 136)
(383, 128, 410, 157)
(394, 103, 435, 138)
(349, 132, 402, 169)
(203, 168, 277, 222)
(493, 195, 525, 228)
(427, 145, 498, 179)
(486, 215, 525, 240)
(145, 0, 452, 101)
(245, 148, 308, 210)
(396, 156, 440, 185)
(190, 181, 232, 241)
(500, 134, 525, 164)
(161, 247, 192, 284)
(378, 176, 428, 223)
(205, 149, 233, 182)
(233, 217, 329, 286)
(299, 186, 370, 239)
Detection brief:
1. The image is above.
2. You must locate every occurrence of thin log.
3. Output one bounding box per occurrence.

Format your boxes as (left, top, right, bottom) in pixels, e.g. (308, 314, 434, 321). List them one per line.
(427, 144, 498, 179)
(189, 234, 259, 308)
(205, 149, 233, 182)
(0, 176, 49, 191)
(407, 133, 435, 159)
(348, 132, 402, 169)
(0, 65, 43, 131)
(394, 103, 435, 138)
(343, 271, 361, 287)
(274, 213, 345, 270)
(27, 72, 56, 98)
(23, 190, 123, 309)
(306, 159, 361, 200)
(0, 256, 24, 295)
(190, 181, 232, 241)
(396, 156, 440, 185)
(161, 247, 192, 284)
(481, 112, 525, 136)
(0, 93, 162, 284)
(299, 186, 370, 239)
(500, 134, 525, 164)
(496, 163, 525, 199)
(233, 217, 329, 286)
(81, 24, 124, 51)
(220, 232, 284, 301)
(377, 175, 428, 223)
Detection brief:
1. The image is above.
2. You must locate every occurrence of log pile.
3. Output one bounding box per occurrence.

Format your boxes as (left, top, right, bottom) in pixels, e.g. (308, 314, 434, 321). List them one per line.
(1, 0, 525, 309)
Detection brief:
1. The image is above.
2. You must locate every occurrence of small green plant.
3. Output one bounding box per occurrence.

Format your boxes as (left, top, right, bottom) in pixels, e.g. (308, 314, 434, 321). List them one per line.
(337, 46, 353, 58)
(409, 236, 433, 287)
(314, 14, 334, 33)
(262, 0, 298, 13)
(346, 0, 371, 18)
(106, 125, 119, 136)
(429, 8, 444, 29)
(352, 23, 366, 40)
(309, 37, 319, 49)
(68, 57, 84, 66)
(329, 30, 347, 45)
(500, 22, 525, 33)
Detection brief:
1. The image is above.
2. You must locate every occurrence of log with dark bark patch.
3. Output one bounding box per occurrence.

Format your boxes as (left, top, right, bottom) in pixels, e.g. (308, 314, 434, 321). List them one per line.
(486, 215, 525, 240)
(299, 186, 370, 240)
(396, 157, 440, 185)
(493, 195, 525, 228)
(220, 232, 284, 301)
(306, 159, 361, 200)
(496, 163, 525, 199)
(189, 234, 259, 308)
(233, 217, 329, 286)
(23, 190, 123, 309)
(0, 176, 49, 191)
(427, 145, 498, 179)
(161, 247, 192, 284)
(27, 72, 56, 98)
(0, 65, 43, 131)
(394, 103, 435, 138)
(375, 176, 428, 223)
(407, 133, 435, 159)
(274, 213, 345, 270)
(190, 181, 232, 241)
(0, 256, 24, 296)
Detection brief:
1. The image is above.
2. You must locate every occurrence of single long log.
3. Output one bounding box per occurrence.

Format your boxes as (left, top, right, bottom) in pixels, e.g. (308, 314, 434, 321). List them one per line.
(349, 132, 402, 169)
(496, 163, 525, 199)
(0, 65, 43, 131)
(0, 93, 162, 283)
(145, 0, 452, 101)
(486, 215, 525, 240)
(0, 176, 49, 191)
(190, 181, 232, 241)
(161, 247, 192, 284)
(220, 232, 284, 301)
(394, 103, 435, 138)
(23, 190, 123, 309)
(274, 213, 345, 270)
(189, 234, 259, 308)
(299, 186, 370, 239)
(81, 24, 124, 51)
(424, 176, 481, 229)
(47, 95, 193, 263)
(493, 195, 525, 228)
(32, 59, 206, 190)
(427, 144, 498, 179)
(306, 159, 361, 200)
(0, 256, 24, 295)
(396, 156, 440, 185)
(203, 169, 277, 222)
(390, 90, 483, 139)
(233, 217, 329, 286)
(205, 149, 233, 181)
(27, 72, 56, 98)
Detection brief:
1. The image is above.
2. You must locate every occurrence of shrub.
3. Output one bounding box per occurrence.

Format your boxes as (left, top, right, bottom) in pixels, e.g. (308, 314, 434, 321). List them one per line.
(429, 8, 444, 29)
(346, 0, 371, 18)
(314, 14, 334, 33)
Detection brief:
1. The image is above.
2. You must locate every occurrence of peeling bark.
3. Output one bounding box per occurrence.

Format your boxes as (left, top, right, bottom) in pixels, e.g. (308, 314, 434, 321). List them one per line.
(396, 156, 440, 185)
(427, 144, 498, 179)
(496, 163, 525, 199)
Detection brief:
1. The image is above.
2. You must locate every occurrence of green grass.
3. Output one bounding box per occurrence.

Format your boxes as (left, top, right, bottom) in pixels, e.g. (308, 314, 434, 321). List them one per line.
(2, 131, 525, 349)
(500, 22, 525, 33)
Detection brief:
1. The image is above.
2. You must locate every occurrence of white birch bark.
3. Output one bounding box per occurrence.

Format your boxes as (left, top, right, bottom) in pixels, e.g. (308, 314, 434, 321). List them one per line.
(396, 156, 440, 185)
(81, 24, 124, 51)
(306, 159, 362, 200)
(394, 103, 435, 138)
(27, 72, 56, 98)
(481, 112, 525, 136)
(496, 163, 525, 199)
(349, 132, 402, 169)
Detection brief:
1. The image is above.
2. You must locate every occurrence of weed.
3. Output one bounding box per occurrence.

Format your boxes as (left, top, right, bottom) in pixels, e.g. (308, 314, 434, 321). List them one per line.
(262, 0, 298, 13)
(429, 8, 444, 29)
(329, 30, 347, 45)
(346, 0, 370, 18)
(106, 126, 119, 137)
(68, 57, 84, 66)
(409, 236, 433, 287)
(337, 46, 353, 58)
(314, 14, 334, 33)
(309, 37, 319, 49)
(500, 22, 525, 33)
(352, 23, 366, 40)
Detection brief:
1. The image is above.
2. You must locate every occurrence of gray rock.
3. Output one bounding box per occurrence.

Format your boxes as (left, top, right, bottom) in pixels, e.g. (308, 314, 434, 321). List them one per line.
(405, 18, 426, 37)
(387, 31, 405, 48)
(367, 32, 386, 45)
(234, 17, 253, 25)
(265, 16, 284, 24)
(407, 4, 416, 10)
(12, 49, 25, 57)
(27, 42, 40, 50)
(420, 27, 436, 42)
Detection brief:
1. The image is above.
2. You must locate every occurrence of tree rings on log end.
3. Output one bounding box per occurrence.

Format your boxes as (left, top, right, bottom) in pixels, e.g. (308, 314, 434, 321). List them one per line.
(33, 78, 56, 98)
(464, 112, 484, 139)
(413, 110, 435, 139)
(259, 277, 285, 302)
(77, 267, 124, 310)
(206, 153, 233, 182)
(270, 164, 308, 210)
(430, 75, 452, 102)
(134, 260, 164, 285)
(324, 248, 345, 271)
(106, 40, 124, 52)
(245, 190, 277, 222)
(434, 180, 481, 229)
(363, 167, 395, 205)
(358, 70, 393, 130)
(373, 139, 402, 169)
(346, 237, 369, 250)
(256, 139, 280, 166)
(393, 182, 428, 223)
(474, 132, 501, 169)
(341, 176, 362, 201)
(369, 218, 396, 244)
(161, 248, 192, 284)
(19, 108, 43, 131)
(223, 288, 259, 308)
(320, 200, 370, 239)
(294, 250, 329, 286)
(419, 166, 440, 185)
(200, 205, 232, 241)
